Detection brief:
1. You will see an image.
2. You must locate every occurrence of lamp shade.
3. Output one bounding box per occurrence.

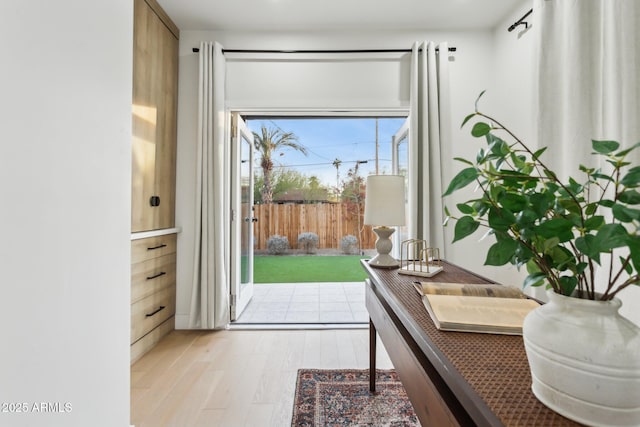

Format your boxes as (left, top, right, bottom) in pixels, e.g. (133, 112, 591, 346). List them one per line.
(364, 175, 406, 226)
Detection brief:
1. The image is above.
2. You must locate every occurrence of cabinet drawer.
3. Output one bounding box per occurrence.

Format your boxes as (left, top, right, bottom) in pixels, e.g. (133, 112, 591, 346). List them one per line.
(131, 234, 176, 264)
(131, 253, 176, 303)
(131, 284, 176, 343)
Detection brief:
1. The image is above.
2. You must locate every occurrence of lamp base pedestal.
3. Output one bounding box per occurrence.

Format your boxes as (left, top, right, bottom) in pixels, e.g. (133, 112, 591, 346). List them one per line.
(368, 226, 399, 269)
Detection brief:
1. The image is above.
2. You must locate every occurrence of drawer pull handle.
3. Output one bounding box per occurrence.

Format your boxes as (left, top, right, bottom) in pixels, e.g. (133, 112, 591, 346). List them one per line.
(146, 306, 166, 317)
(146, 271, 167, 280)
(147, 244, 167, 251)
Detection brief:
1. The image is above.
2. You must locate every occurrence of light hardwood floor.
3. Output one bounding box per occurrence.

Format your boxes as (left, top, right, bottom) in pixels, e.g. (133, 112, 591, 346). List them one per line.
(131, 328, 394, 427)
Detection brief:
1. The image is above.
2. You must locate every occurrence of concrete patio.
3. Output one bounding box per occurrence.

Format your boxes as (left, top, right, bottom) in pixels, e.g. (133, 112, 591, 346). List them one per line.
(234, 281, 368, 324)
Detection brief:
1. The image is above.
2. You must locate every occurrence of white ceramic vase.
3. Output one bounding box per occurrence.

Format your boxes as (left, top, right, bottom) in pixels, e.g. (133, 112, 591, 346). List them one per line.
(522, 289, 640, 427)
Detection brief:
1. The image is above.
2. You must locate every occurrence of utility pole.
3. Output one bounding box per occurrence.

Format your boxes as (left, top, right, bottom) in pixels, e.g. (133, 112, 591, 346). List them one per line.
(375, 118, 379, 174)
(332, 158, 342, 201)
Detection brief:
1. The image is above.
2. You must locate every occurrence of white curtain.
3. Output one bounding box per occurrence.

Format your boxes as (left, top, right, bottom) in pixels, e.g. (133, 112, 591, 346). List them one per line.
(534, 0, 640, 178)
(189, 41, 230, 329)
(408, 41, 452, 252)
(534, 0, 640, 323)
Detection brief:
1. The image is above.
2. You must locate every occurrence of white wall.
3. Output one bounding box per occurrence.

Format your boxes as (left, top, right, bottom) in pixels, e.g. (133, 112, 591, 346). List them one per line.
(175, 4, 638, 327)
(1, 2, 132, 426)
(175, 29, 496, 325)
(443, 1, 537, 293)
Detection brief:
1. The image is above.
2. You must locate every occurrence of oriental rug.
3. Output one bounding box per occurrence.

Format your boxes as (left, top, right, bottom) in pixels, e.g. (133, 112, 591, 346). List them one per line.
(291, 369, 419, 426)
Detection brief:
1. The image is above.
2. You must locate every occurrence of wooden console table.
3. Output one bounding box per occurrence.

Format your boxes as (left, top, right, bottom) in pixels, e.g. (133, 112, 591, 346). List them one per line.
(362, 259, 582, 427)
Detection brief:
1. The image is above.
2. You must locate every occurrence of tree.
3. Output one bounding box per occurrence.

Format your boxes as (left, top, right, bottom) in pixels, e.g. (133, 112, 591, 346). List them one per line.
(340, 162, 367, 254)
(253, 169, 330, 204)
(253, 125, 308, 204)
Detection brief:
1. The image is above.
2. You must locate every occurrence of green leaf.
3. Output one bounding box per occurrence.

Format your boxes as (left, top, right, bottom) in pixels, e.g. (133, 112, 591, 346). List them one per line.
(515, 209, 538, 229)
(530, 192, 554, 217)
(591, 172, 614, 182)
(621, 167, 640, 187)
(585, 202, 598, 215)
(532, 147, 548, 161)
(615, 141, 640, 157)
(461, 113, 477, 129)
(542, 236, 560, 252)
(592, 139, 620, 154)
(453, 157, 474, 166)
(596, 223, 629, 251)
(471, 122, 491, 137)
(499, 193, 528, 212)
(526, 259, 541, 274)
(443, 168, 478, 196)
(612, 204, 640, 222)
(456, 203, 475, 215)
(511, 152, 526, 169)
(575, 234, 601, 264)
(485, 239, 518, 266)
(474, 90, 486, 111)
(488, 207, 516, 231)
(584, 215, 605, 231)
(524, 272, 547, 288)
(547, 246, 574, 270)
(535, 218, 574, 242)
(628, 237, 640, 273)
(559, 276, 578, 296)
(620, 256, 633, 274)
(452, 216, 480, 243)
(619, 190, 640, 205)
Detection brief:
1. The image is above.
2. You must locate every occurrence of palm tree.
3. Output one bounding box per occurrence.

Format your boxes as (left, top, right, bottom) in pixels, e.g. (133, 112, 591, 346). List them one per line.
(253, 125, 308, 204)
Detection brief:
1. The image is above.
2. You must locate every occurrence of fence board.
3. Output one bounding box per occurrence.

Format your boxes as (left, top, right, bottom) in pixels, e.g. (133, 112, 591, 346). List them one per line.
(253, 203, 374, 251)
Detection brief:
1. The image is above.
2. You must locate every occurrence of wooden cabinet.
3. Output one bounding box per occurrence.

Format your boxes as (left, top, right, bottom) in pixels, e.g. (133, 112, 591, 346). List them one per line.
(131, 0, 179, 363)
(131, 0, 179, 233)
(130, 234, 177, 363)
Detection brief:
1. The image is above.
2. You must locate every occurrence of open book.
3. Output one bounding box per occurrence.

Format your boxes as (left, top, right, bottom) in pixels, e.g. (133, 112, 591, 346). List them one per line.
(413, 282, 540, 335)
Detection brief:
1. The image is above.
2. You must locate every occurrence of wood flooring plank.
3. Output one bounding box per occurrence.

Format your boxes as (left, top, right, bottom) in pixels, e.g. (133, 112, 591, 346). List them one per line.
(192, 408, 225, 427)
(319, 329, 339, 368)
(165, 368, 225, 426)
(335, 329, 359, 368)
(131, 328, 395, 426)
(244, 403, 275, 427)
(132, 332, 230, 423)
(140, 361, 211, 427)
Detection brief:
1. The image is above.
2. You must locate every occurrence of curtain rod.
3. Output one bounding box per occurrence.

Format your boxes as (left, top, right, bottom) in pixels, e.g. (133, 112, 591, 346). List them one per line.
(191, 47, 457, 54)
(508, 8, 533, 32)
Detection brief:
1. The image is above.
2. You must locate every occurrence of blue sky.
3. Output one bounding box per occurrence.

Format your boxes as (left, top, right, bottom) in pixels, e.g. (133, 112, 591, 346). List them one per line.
(246, 117, 407, 189)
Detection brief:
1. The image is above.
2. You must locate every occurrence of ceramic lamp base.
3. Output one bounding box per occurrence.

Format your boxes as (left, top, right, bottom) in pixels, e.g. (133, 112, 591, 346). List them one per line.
(369, 226, 399, 268)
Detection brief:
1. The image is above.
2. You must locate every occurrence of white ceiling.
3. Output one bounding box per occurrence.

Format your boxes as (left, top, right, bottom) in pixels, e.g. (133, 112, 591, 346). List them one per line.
(157, 0, 524, 32)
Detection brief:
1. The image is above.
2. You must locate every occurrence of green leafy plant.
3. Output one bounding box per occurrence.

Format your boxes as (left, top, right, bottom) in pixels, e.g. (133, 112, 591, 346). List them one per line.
(443, 92, 640, 300)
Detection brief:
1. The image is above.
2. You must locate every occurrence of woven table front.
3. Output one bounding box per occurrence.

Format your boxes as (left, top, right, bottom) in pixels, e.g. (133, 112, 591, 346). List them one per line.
(364, 260, 582, 427)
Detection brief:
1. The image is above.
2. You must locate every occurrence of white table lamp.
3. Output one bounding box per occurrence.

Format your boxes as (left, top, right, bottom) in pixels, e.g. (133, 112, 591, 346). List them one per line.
(364, 175, 406, 268)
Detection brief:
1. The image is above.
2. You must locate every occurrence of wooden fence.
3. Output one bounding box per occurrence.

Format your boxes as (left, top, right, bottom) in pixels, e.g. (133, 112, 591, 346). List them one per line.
(253, 203, 375, 251)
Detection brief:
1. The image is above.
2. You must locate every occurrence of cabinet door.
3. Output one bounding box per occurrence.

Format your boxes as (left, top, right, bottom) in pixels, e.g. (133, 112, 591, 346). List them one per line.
(131, 0, 178, 232)
(153, 27, 178, 230)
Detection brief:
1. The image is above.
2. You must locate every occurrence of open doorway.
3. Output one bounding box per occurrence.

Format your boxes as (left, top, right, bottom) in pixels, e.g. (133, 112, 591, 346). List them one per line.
(231, 115, 408, 324)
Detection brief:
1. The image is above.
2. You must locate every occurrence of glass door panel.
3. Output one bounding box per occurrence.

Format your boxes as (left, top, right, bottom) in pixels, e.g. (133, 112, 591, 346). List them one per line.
(231, 114, 255, 320)
(392, 117, 410, 257)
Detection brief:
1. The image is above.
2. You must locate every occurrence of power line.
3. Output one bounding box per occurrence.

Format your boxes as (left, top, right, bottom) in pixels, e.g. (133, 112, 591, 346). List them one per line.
(255, 159, 392, 169)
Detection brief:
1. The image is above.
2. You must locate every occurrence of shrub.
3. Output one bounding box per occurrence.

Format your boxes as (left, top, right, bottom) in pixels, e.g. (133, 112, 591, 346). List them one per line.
(267, 235, 289, 255)
(340, 235, 359, 255)
(297, 232, 319, 254)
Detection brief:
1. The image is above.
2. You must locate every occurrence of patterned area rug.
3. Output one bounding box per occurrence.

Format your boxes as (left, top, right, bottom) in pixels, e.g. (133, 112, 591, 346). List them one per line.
(291, 369, 419, 426)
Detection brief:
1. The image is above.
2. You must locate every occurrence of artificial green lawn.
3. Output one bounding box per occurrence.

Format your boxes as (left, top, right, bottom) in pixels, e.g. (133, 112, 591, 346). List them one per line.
(253, 255, 370, 283)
